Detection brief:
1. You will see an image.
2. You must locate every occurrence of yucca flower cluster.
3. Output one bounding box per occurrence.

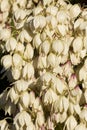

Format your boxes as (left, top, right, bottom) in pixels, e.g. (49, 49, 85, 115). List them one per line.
(0, 0, 87, 129)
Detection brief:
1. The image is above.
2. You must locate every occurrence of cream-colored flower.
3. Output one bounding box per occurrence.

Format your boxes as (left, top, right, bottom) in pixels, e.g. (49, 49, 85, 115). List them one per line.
(35, 111, 45, 128)
(1, 0, 10, 12)
(24, 43, 34, 60)
(16, 0, 27, 8)
(40, 31, 46, 41)
(69, 102, 81, 115)
(52, 39, 64, 54)
(5, 37, 17, 52)
(43, 88, 58, 105)
(22, 63, 34, 79)
(0, 119, 9, 130)
(18, 29, 32, 43)
(1, 55, 12, 69)
(75, 123, 87, 130)
(33, 15, 46, 29)
(62, 61, 74, 78)
(57, 24, 68, 36)
(64, 115, 77, 130)
(46, 15, 57, 29)
(12, 67, 21, 80)
(47, 53, 56, 68)
(14, 8, 27, 21)
(0, 28, 11, 41)
(79, 66, 87, 81)
(7, 87, 19, 104)
(20, 91, 30, 109)
(72, 37, 83, 53)
(70, 52, 80, 65)
(37, 55, 47, 69)
(26, 122, 35, 130)
(14, 111, 32, 128)
(32, 97, 40, 112)
(15, 42, 25, 54)
(52, 76, 67, 94)
(79, 107, 87, 122)
(42, 0, 53, 6)
(29, 91, 36, 106)
(53, 96, 69, 113)
(46, 5, 58, 16)
(40, 40, 50, 55)
(33, 6, 43, 16)
(12, 53, 23, 68)
(70, 4, 81, 18)
(15, 79, 30, 93)
(74, 18, 84, 29)
(33, 33, 42, 49)
(69, 86, 82, 105)
(68, 74, 77, 89)
(57, 10, 70, 24)
(59, 112, 67, 123)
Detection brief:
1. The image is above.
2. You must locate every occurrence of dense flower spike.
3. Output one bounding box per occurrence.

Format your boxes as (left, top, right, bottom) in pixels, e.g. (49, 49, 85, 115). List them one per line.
(0, 0, 87, 130)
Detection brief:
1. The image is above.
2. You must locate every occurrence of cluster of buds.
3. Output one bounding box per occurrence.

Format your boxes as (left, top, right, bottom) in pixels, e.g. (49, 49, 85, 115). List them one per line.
(1, 0, 87, 129)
